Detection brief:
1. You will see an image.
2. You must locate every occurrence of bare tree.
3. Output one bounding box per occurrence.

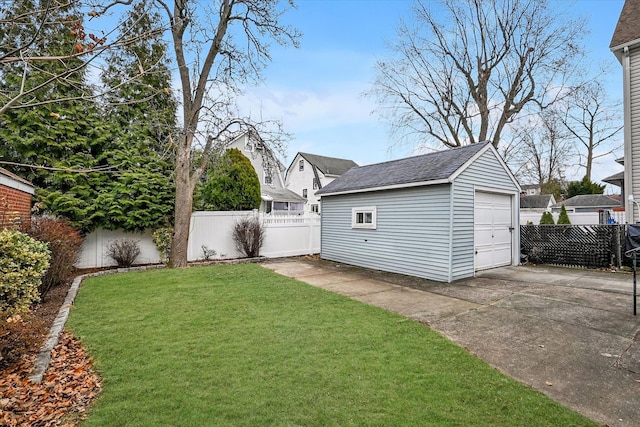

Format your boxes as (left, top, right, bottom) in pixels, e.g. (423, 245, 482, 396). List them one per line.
(508, 110, 574, 194)
(368, 0, 587, 149)
(146, 0, 300, 267)
(556, 80, 623, 180)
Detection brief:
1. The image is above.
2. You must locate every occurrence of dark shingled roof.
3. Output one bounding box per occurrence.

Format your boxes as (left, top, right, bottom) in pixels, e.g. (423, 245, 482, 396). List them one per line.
(262, 187, 306, 203)
(298, 153, 358, 176)
(554, 194, 622, 208)
(520, 194, 554, 209)
(316, 142, 490, 195)
(611, 0, 640, 49)
(603, 171, 624, 187)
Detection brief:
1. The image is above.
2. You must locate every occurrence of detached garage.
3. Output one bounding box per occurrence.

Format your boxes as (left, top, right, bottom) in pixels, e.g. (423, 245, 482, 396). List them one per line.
(315, 142, 520, 283)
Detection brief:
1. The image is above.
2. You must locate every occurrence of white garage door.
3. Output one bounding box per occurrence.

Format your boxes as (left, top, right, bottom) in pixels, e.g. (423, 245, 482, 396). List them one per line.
(474, 191, 513, 271)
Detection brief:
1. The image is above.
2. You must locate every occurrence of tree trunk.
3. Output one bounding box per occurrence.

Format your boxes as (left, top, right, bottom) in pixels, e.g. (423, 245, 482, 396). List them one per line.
(169, 138, 192, 267)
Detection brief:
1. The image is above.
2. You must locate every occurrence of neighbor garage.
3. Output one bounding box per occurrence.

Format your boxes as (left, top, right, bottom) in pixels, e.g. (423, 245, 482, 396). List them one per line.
(315, 142, 520, 283)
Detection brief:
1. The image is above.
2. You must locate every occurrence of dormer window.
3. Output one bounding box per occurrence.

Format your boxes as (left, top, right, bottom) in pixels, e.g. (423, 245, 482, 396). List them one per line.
(299, 159, 304, 171)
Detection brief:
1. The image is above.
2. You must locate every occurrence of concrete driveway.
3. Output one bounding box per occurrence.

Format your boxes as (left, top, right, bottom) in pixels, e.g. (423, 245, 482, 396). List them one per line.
(262, 258, 640, 427)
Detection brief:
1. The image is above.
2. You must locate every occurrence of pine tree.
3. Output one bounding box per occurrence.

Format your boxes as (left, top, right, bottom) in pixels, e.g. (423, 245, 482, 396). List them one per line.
(557, 205, 571, 224)
(540, 211, 555, 225)
(567, 176, 606, 198)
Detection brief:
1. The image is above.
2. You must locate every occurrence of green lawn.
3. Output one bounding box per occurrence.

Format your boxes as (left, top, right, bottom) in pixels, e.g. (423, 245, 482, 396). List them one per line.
(67, 264, 596, 426)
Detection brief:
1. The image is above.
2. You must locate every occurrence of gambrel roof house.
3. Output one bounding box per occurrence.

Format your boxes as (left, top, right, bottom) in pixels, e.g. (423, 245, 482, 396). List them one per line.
(225, 133, 305, 214)
(285, 152, 358, 214)
(0, 167, 34, 228)
(316, 142, 520, 283)
(611, 0, 640, 221)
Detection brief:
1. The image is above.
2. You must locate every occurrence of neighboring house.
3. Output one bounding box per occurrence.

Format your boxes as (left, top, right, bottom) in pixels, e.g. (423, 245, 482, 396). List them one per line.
(285, 152, 358, 214)
(225, 133, 305, 215)
(611, 0, 640, 222)
(0, 167, 34, 228)
(316, 142, 521, 283)
(603, 157, 625, 201)
(520, 184, 542, 196)
(520, 194, 556, 213)
(551, 194, 622, 213)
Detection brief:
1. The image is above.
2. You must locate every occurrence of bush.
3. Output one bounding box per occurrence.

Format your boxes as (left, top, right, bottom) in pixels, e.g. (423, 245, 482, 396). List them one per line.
(107, 238, 141, 268)
(557, 205, 571, 224)
(540, 211, 555, 225)
(23, 217, 83, 298)
(232, 216, 265, 258)
(152, 227, 172, 263)
(0, 229, 50, 317)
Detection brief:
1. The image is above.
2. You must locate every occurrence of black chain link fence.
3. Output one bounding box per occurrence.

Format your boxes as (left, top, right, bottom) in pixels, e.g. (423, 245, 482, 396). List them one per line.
(520, 224, 626, 269)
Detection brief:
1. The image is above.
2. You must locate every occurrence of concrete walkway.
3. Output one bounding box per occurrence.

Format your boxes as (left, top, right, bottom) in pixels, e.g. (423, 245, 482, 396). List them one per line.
(262, 258, 640, 427)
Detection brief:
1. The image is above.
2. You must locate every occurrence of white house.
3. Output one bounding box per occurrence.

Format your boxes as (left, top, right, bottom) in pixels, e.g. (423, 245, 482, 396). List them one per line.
(316, 142, 521, 283)
(226, 133, 305, 215)
(285, 152, 358, 214)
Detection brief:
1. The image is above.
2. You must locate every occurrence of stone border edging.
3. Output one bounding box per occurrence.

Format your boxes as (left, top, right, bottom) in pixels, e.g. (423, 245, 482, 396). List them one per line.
(27, 257, 265, 383)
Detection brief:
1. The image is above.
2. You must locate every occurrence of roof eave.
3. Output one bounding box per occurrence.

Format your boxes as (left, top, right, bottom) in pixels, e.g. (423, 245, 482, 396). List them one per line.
(317, 178, 451, 197)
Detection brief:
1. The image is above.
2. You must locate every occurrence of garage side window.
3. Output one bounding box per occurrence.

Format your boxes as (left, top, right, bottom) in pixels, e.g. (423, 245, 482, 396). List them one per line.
(352, 206, 377, 229)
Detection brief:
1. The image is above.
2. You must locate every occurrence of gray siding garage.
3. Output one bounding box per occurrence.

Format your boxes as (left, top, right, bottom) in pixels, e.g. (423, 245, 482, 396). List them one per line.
(316, 142, 520, 283)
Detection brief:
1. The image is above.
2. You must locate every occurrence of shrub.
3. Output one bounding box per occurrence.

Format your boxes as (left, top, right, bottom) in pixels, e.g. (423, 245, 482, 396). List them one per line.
(0, 229, 50, 317)
(232, 216, 265, 258)
(107, 238, 141, 268)
(540, 211, 555, 225)
(201, 245, 217, 260)
(152, 227, 172, 263)
(23, 217, 83, 298)
(557, 205, 571, 224)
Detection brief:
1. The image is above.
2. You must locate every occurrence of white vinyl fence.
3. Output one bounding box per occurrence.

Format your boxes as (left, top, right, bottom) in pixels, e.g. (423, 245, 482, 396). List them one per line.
(77, 211, 321, 269)
(520, 210, 626, 225)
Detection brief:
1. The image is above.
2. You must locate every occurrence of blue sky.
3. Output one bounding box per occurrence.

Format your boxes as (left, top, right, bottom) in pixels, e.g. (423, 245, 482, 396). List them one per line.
(238, 0, 626, 191)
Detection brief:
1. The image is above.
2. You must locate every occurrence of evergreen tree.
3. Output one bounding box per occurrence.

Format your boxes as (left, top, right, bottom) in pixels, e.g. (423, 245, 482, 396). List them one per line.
(97, 0, 177, 231)
(195, 149, 261, 211)
(0, 0, 112, 231)
(540, 211, 555, 225)
(557, 205, 571, 224)
(567, 176, 606, 198)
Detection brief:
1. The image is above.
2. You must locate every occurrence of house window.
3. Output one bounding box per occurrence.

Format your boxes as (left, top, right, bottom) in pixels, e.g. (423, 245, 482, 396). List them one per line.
(352, 206, 377, 229)
(303, 189, 307, 198)
(264, 168, 273, 185)
(311, 204, 319, 213)
(299, 160, 304, 171)
(313, 178, 318, 190)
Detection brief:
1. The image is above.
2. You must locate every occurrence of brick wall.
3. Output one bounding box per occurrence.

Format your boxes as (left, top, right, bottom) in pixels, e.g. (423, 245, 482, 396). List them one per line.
(0, 184, 32, 229)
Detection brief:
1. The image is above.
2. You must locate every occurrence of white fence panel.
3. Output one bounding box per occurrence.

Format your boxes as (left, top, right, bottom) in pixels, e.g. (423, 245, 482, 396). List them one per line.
(77, 212, 321, 268)
(188, 211, 252, 261)
(187, 211, 320, 262)
(77, 228, 160, 268)
(520, 211, 618, 225)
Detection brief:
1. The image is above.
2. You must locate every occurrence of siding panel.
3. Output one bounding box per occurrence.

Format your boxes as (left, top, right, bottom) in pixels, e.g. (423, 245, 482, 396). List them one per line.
(630, 47, 640, 209)
(321, 185, 452, 281)
(450, 149, 519, 280)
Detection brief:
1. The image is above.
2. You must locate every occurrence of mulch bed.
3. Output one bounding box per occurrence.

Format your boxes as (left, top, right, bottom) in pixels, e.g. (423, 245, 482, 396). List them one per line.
(0, 278, 102, 426)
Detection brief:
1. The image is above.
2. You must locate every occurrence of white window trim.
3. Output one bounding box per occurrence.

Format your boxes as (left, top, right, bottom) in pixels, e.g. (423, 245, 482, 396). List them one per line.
(352, 206, 377, 229)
